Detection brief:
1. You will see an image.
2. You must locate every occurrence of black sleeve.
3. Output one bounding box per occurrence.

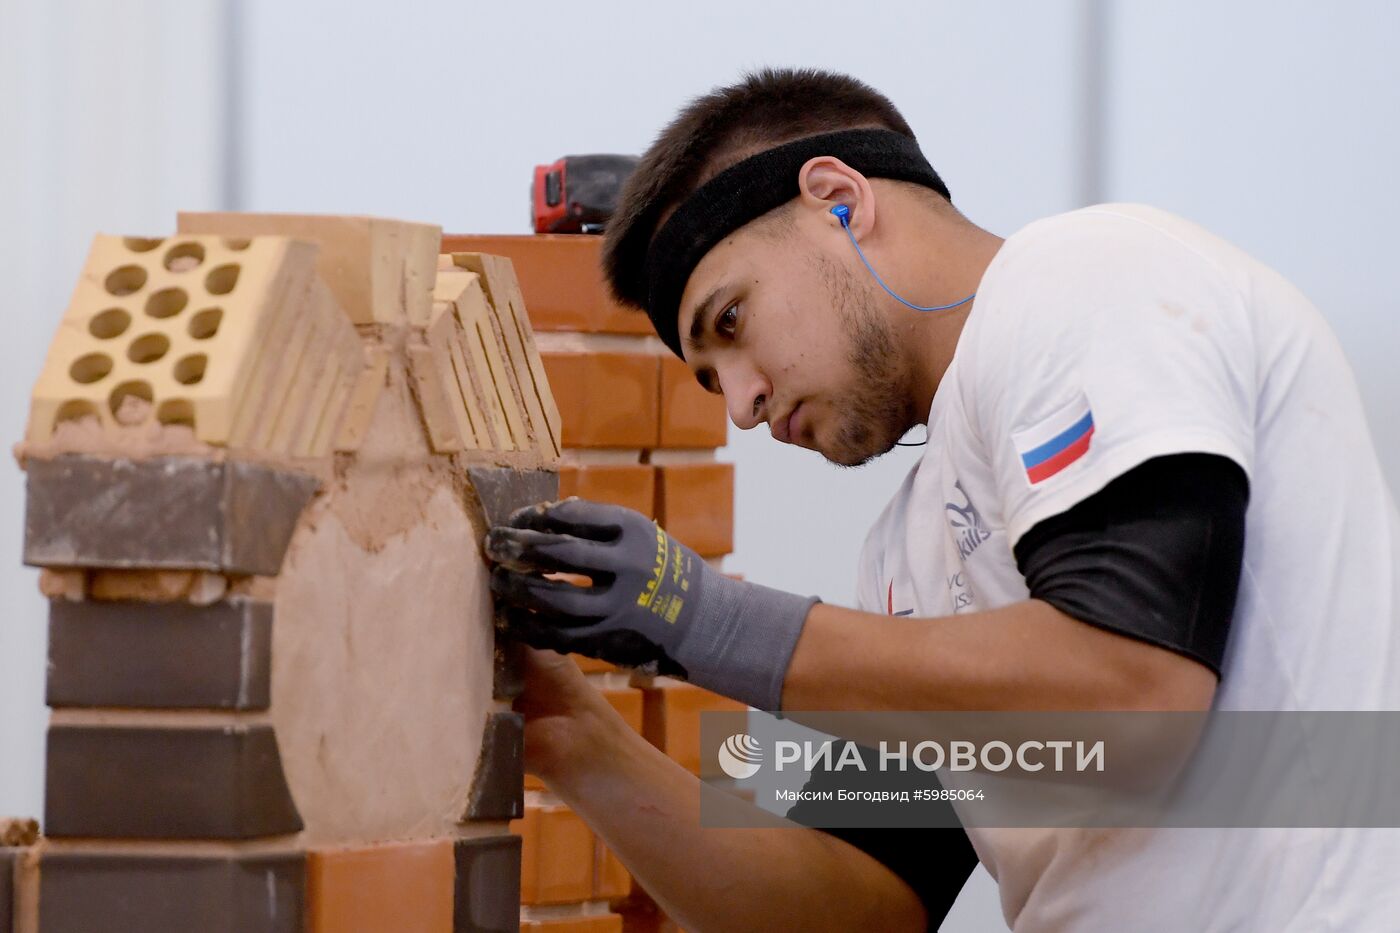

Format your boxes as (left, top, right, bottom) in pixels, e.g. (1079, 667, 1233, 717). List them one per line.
(1013, 453, 1249, 675)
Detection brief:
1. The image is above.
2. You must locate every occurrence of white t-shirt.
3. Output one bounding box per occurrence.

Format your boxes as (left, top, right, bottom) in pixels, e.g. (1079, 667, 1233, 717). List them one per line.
(856, 204, 1400, 931)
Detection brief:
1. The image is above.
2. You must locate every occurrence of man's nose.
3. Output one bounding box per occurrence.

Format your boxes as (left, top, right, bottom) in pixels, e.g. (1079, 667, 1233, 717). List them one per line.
(718, 365, 770, 431)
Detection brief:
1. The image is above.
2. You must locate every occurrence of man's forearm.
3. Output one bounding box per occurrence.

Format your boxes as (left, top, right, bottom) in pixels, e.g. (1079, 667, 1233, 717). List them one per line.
(546, 705, 927, 933)
(782, 598, 1217, 712)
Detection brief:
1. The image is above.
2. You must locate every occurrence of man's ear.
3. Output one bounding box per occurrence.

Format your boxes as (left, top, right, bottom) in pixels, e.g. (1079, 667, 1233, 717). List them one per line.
(797, 156, 876, 238)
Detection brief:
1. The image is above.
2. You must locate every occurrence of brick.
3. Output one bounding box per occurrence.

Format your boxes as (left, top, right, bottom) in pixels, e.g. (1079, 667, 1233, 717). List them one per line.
(47, 598, 271, 710)
(640, 681, 747, 775)
(468, 467, 559, 529)
(522, 916, 623, 933)
(467, 711, 525, 821)
(570, 653, 617, 674)
(494, 639, 528, 701)
(308, 839, 454, 933)
(0, 848, 12, 933)
(179, 212, 441, 326)
(423, 272, 511, 452)
(444, 253, 563, 461)
(601, 687, 643, 735)
(333, 344, 389, 452)
(540, 353, 659, 449)
(24, 455, 319, 576)
(0, 820, 37, 848)
(594, 842, 631, 901)
(439, 235, 651, 336)
(37, 848, 304, 933)
(85, 569, 226, 603)
(557, 464, 655, 519)
(512, 805, 593, 905)
(45, 723, 302, 839)
(657, 356, 727, 448)
(26, 234, 361, 449)
(453, 834, 522, 933)
(654, 463, 733, 557)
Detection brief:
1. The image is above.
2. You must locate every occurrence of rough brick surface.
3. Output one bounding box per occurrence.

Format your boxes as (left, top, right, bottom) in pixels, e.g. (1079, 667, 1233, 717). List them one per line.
(45, 724, 303, 838)
(657, 357, 727, 448)
(540, 353, 659, 449)
(512, 805, 594, 905)
(37, 849, 304, 933)
(47, 598, 271, 710)
(466, 711, 525, 821)
(453, 834, 522, 933)
(24, 455, 319, 575)
(307, 839, 454, 933)
(468, 467, 559, 529)
(440, 235, 651, 335)
(179, 212, 441, 326)
(654, 463, 734, 557)
(557, 464, 655, 518)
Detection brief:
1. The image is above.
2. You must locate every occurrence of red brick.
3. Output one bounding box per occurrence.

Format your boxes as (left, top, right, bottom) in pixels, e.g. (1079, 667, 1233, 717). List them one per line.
(541, 352, 659, 448)
(601, 685, 644, 734)
(654, 463, 734, 556)
(571, 652, 618, 674)
(307, 838, 454, 933)
(512, 804, 595, 905)
(657, 356, 727, 448)
(523, 915, 624, 933)
(640, 681, 747, 775)
(559, 464, 656, 518)
(440, 235, 652, 335)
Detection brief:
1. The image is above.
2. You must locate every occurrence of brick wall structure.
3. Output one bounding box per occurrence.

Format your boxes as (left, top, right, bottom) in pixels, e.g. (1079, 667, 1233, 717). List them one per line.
(442, 234, 747, 933)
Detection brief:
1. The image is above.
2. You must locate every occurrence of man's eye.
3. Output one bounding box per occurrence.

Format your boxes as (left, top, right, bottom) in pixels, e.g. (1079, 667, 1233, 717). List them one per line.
(716, 303, 740, 337)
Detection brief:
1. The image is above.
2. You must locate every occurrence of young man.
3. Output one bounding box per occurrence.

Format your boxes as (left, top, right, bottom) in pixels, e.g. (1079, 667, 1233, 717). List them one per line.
(486, 69, 1400, 931)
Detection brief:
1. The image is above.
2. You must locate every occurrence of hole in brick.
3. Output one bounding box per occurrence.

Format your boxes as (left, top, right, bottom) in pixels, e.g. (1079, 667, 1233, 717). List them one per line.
(188, 307, 222, 339)
(222, 238, 251, 251)
(109, 380, 154, 424)
(122, 237, 163, 253)
(156, 398, 195, 428)
(173, 354, 207, 385)
(54, 399, 100, 428)
(205, 264, 240, 295)
(144, 287, 189, 319)
(105, 265, 147, 296)
(127, 333, 170, 364)
(88, 308, 131, 339)
(163, 242, 205, 272)
(69, 352, 113, 384)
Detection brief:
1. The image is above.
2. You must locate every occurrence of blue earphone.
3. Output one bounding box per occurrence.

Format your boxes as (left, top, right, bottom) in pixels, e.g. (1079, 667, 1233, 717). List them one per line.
(831, 204, 975, 312)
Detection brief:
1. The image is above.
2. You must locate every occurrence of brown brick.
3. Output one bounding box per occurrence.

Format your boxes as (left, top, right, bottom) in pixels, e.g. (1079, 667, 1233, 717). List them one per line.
(657, 356, 727, 449)
(47, 598, 271, 710)
(540, 353, 659, 449)
(467, 711, 525, 822)
(24, 455, 319, 576)
(654, 464, 734, 557)
(522, 916, 623, 933)
(468, 467, 559, 529)
(640, 681, 747, 776)
(37, 848, 304, 933)
(495, 638, 529, 701)
(308, 839, 454, 933)
(453, 834, 522, 933)
(557, 464, 655, 519)
(0, 848, 12, 933)
(512, 805, 593, 905)
(45, 724, 302, 839)
(439, 235, 651, 336)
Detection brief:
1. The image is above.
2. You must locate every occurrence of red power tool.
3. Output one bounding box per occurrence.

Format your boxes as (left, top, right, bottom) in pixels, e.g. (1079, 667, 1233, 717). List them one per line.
(532, 154, 639, 234)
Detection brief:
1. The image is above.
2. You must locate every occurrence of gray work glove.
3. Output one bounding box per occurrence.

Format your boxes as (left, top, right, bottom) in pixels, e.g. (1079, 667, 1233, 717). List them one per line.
(485, 497, 820, 711)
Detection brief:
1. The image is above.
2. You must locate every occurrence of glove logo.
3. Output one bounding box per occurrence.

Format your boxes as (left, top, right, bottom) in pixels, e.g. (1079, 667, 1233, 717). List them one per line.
(718, 733, 764, 779)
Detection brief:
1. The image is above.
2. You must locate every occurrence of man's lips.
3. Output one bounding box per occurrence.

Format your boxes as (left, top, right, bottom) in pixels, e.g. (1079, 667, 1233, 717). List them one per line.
(771, 402, 803, 445)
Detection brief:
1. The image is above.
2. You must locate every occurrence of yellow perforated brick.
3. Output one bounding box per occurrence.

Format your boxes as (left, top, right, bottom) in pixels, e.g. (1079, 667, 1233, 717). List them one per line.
(28, 234, 320, 446)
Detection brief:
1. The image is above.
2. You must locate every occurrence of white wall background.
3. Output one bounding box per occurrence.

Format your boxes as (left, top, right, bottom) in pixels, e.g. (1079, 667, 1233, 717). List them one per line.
(2, 2, 1397, 929)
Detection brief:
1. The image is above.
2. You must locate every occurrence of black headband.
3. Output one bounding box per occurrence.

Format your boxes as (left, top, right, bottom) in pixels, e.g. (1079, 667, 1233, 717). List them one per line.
(644, 128, 949, 358)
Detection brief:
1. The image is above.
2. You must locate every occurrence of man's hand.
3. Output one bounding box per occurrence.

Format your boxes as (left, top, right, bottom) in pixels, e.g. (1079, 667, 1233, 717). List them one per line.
(485, 497, 819, 710)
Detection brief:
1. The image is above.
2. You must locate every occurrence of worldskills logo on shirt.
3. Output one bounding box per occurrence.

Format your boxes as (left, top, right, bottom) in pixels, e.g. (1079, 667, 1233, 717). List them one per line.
(1014, 397, 1095, 485)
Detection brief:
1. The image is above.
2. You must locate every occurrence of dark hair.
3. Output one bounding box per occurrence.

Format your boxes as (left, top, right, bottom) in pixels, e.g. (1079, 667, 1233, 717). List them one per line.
(602, 68, 922, 311)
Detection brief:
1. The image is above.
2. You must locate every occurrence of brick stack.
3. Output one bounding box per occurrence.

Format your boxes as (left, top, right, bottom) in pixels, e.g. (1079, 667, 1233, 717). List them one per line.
(440, 234, 748, 933)
(8, 214, 564, 932)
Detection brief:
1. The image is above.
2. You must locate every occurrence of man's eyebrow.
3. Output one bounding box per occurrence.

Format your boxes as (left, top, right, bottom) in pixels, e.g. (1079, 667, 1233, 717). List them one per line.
(683, 284, 726, 355)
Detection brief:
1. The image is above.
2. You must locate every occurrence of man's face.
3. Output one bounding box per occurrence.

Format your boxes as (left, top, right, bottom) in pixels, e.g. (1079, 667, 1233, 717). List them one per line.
(675, 210, 919, 467)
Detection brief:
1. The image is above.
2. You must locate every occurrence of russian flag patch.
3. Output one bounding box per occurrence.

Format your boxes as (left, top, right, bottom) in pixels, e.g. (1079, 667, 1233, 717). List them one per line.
(1014, 398, 1095, 485)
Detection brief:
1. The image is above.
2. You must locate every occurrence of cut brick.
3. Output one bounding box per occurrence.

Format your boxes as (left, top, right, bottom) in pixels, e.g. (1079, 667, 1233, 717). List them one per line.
(640, 680, 747, 776)
(37, 848, 304, 933)
(27, 234, 339, 448)
(654, 463, 734, 557)
(46, 598, 271, 710)
(558, 464, 656, 519)
(45, 723, 303, 839)
(453, 834, 522, 933)
(466, 711, 525, 822)
(440, 234, 651, 336)
(658, 356, 728, 448)
(333, 344, 389, 452)
(431, 270, 523, 452)
(178, 211, 442, 326)
(24, 455, 319, 576)
(467, 467, 559, 529)
(308, 839, 454, 933)
(512, 805, 594, 905)
(540, 352, 659, 449)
